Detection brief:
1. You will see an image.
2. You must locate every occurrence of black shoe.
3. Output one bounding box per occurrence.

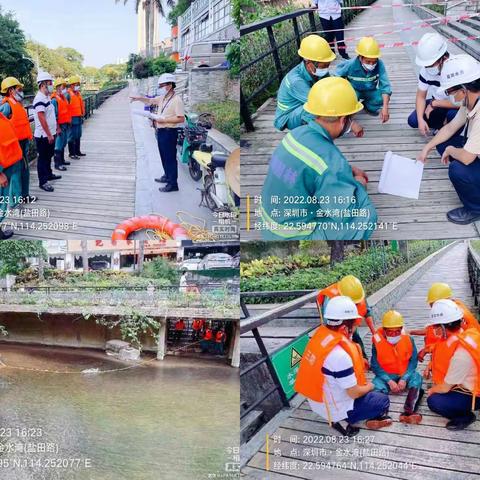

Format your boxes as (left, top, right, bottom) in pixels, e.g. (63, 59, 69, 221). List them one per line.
(76, 139, 86, 156)
(446, 413, 476, 430)
(154, 176, 168, 183)
(0, 228, 13, 240)
(60, 152, 70, 165)
(446, 207, 480, 225)
(48, 174, 62, 181)
(332, 421, 359, 437)
(55, 165, 67, 171)
(159, 185, 179, 192)
(77, 151, 86, 156)
(69, 153, 80, 159)
(39, 183, 54, 192)
(62, 160, 71, 166)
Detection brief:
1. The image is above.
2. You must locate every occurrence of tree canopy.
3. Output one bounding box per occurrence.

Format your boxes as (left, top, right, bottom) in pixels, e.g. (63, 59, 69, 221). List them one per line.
(0, 241, 46, 277)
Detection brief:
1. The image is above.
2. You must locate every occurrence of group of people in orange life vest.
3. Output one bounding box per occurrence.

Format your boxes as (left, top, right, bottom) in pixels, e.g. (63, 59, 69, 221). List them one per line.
(173, 318, 227, 355)
(295, 276, 480, 437)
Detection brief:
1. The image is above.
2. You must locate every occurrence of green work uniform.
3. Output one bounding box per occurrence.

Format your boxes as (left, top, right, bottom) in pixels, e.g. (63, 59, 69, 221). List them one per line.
(0, 102, 29, 201)
(260, 120, 377, 240)
(335, 57, 392, 113)
(274, 62, 322, 131)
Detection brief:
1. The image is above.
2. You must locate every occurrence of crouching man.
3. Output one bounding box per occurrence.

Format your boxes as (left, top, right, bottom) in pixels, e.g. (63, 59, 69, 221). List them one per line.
(295, 296, 392, 437)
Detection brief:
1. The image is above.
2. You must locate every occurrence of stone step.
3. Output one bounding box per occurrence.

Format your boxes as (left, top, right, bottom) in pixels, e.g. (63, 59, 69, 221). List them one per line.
(436, 22, 480, 60)
(241, 409, 264, 444)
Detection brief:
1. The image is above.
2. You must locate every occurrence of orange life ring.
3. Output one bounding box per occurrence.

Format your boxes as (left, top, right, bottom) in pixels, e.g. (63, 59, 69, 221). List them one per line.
(111, 215, 190, 241)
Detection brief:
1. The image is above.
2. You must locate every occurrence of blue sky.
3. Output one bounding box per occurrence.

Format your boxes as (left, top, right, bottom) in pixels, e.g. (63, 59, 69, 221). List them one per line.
(0, 0, 170, 67)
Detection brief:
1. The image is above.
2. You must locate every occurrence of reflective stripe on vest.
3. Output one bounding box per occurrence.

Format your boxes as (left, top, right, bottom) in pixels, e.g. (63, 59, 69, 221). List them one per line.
(294, 325, 366, 402)
(372, 328, 412, 376)
(281, 132, 328, 176)
(277, 100, 289, 111)
(347, 74, 379, 83)
(68, 89, 84, 117)
(0, 113, 23, 169)
(51, 93, 71, 124)
(260, 203, 316, 239)
(2, 97, 32, 141)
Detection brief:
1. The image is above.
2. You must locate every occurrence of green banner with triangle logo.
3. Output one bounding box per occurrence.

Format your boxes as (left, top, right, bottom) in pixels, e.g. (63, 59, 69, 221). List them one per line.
(270, 334, 310, 399)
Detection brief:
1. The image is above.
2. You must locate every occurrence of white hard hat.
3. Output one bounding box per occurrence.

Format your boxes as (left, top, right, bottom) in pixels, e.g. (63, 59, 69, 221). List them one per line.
(37, 71, 53, 84)
(439, 54, 480, 93)
(427, 299, 463, 326)
(158, 73, 176, 85)
(324, 296, 358, 325)
(415, 33, 447, 67)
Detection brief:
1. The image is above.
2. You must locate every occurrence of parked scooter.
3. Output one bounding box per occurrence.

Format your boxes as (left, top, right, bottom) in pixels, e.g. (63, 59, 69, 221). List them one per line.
(191, 146, 240, 213)
(177, 113, 214, 181)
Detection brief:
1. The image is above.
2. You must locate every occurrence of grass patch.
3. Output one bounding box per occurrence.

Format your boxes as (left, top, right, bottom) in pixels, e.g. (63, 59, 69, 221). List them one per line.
(193, 100, 240, 143)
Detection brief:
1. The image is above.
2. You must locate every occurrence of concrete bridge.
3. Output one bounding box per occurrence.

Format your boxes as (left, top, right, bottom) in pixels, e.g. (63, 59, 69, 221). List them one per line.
(240, 241, 480, 478)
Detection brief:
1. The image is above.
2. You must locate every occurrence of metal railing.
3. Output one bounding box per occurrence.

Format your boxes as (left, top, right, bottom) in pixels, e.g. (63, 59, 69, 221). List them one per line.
(467, 242, 480, 310)
(239, 2, 374, 131)
(240, 289, 319, 420)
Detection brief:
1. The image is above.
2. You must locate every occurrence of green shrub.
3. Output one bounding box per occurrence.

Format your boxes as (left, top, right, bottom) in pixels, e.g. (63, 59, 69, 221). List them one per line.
(133, 58, 153, 79)
(151, 54, 177, 75)
(226, 40, 240, 79)
(193, 100, 240, 143)
(141, 257, 179, 284)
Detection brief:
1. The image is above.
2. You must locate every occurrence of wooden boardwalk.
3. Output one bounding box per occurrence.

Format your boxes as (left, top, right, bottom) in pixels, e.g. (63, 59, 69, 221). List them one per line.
(242, 242, 480, 479)
(241, 0, 480, 240)
(5, 88, 136, 239)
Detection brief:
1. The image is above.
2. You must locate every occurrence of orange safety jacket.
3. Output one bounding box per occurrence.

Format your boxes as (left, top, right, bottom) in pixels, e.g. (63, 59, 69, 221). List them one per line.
(174, 321, 185, 331)
(294, 325, 366, 402)
(372, 328, 413, 376)
(1, 97, 32, 141)
(192, 319, 204, 331)
(454, 299, 480, 332)
(68, 89, 85, 117)
(204, 329, 213, 341)
(0, 113, 23, 169)
(51, 92, 71, 125)
(431, 328, 480, 401)
(317, 283, 368, 325)
(215, 331, 226, 343)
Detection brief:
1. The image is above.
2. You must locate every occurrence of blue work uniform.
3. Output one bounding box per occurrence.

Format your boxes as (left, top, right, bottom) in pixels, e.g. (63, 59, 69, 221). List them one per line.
(0, 101, 28, 201)
(335, 57, 392, 113)
(260, 120, 378, 240)
(274, 62, 318, 131)
(371, 337, 423, 393)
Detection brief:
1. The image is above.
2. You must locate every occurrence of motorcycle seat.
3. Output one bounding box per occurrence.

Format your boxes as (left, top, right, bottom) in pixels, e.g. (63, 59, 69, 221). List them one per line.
(211, 153, 228, 168)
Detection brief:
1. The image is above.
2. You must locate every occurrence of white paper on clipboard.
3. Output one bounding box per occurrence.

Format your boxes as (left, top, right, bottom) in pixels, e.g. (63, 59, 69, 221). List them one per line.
(378, 151, 424, 200)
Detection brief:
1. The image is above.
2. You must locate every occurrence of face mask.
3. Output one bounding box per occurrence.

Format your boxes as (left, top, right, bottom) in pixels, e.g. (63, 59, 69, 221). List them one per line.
(425, 66, 439, 75)
(339, 118, 352, 137)
(74, 85, 80, 92)
(362, 62, 376, 72)
(61, 88, 68, 95)
(157, 87, 168, 96)
(314, 68, 329, 78)
(449, 95, 464, 107)
(14, 91, 24, 101)
(47, 85, 53, 94)
(386, 335, 401, 345)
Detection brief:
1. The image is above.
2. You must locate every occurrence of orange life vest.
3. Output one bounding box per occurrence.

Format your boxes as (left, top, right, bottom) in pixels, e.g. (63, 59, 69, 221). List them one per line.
(0, 113, 23, 169)
(204, 329, 213, 341)
(68, 89, 85, 117)
(174, 320, 185, 331)
(317, 283, 367, 325)
(454, 299, 480, 332)
(431, 328, 480, 396)
(425, 324, 443, 347)
(372, 328, 413, 376)
(51, 92, 71, 125)
(294, 325, 367, 402)
(1, 97, 32, 141)
(192, 319, 204, 331)
(215, 331, 225, 343)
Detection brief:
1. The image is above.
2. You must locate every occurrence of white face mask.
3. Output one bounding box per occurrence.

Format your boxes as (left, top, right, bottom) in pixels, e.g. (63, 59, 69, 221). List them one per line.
(157, 86, 168, 96)
(339, 118, 352, 137)
(362, 62, 376, 72)
(46, 85, 53, 94)
(449, 95, 463, 107)
(74, 85, 80, 92)
(386, 335, 401, 345)
(315, 68, 329, 78)
(14, 91, 24, 101)
(426, 66, 439, 76)
(61, 88, 68, 95)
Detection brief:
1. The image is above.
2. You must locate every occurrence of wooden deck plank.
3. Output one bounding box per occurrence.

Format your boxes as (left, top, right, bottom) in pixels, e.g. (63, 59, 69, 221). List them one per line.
(240, 0, 480, 240)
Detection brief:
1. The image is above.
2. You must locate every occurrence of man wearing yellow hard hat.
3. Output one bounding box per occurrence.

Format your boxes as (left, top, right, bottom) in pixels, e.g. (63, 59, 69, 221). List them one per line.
(0, 76, 34, 204)
(66, 75, 86, 159)
(317, 275, 375, 364)
(371, 310, 424, 424)
(274, 34, 363, 137)
(335, 37, 392, 122)
(260, 77, 377, 240)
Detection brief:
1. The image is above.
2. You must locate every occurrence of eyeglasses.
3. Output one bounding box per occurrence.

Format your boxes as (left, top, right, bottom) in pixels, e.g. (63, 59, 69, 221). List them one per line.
(445, 87, 462, 96)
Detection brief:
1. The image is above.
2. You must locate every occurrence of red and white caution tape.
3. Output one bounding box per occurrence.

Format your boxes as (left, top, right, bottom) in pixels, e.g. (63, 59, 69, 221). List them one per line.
(336, 1, 475, 10)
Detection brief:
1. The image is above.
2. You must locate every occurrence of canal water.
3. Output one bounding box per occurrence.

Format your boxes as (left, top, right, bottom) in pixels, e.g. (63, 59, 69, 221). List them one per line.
(0, 345, 239, 480)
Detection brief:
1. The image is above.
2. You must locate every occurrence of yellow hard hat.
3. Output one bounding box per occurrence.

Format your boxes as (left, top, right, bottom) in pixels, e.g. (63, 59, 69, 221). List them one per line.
(382, 310, 404, 329)
(68, 75, 81, 85)
(337, 275, 365, 303)
(53, 78, 66, 88)
(304, 77, 364, 117)
(356, 36, 381, 59)
(427, 282, 453, 304)
(1, 76, 24, 94)
(298, 35, 336, 63)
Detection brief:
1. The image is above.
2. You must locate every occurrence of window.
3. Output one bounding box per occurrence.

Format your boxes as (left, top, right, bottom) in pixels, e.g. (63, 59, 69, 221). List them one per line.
(212, 42, 228, 53)
(195, 14, 209, 41)
(181, 28, 191, 50)
(212, 0, 231, 32)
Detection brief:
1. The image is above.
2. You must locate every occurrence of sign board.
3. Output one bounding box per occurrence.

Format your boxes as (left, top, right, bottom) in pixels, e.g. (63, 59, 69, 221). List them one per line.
(270, 334, 310, 400)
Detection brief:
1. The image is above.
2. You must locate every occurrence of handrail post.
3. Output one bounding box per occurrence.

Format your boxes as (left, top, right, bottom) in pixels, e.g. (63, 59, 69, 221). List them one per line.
(240, 88, 255, 132)
(266, 25, 284, 84)
(292, 17, 301, 48)
(308, 9, 317, 33)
